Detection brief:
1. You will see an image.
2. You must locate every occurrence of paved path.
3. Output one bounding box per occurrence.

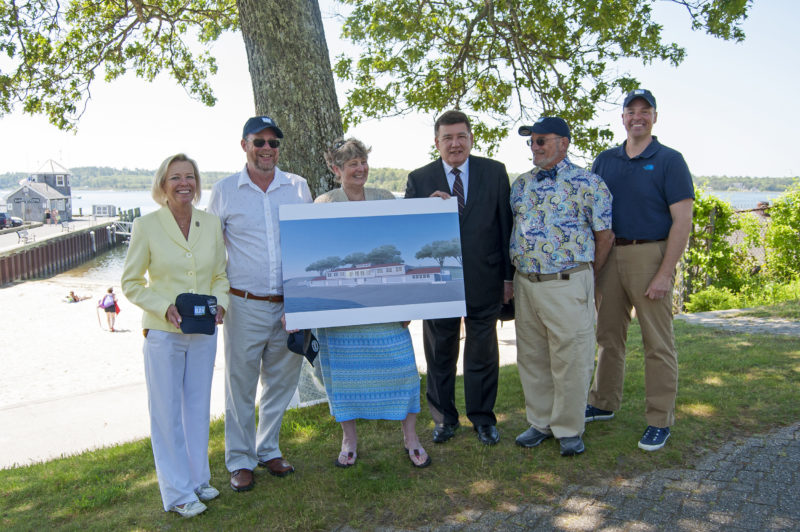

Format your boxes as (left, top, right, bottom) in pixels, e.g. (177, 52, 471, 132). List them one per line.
(359, 422, 799, 531)
(676, 309, 800, 337)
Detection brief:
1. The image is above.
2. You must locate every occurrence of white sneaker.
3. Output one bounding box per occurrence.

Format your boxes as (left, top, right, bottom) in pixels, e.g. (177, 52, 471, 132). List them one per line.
(169, 500, 207, 518)
(195, 484, 220, 501)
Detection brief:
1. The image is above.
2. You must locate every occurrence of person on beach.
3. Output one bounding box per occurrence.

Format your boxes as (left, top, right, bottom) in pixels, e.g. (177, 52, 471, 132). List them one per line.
(510, 117, 613, 457)
(314, 138, 430, 469)
(99, 287, 118, 331)
(586, 89, 694, 452)
(121, 153, 229, 518)
(66, 290, 90, 302)
(207, 116, 312, 492)
(405, 110, 514, 446)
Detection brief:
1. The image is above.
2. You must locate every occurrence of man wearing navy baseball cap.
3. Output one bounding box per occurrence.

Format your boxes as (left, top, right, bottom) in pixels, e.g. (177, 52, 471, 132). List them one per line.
(207, 117, 312, 491)
(585, 89, 694, 452)
(510, 116, 614, 456)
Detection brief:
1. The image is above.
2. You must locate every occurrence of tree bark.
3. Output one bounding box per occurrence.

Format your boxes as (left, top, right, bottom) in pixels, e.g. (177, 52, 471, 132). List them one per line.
(237, 0, 341, 197)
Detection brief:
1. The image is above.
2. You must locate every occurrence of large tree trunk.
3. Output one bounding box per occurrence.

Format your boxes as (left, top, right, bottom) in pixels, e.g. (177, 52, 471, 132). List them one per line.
(237, 0, 341, 197)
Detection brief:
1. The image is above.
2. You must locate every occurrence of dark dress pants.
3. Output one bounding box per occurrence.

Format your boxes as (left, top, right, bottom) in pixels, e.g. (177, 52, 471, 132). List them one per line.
(423, 303, 501, 427)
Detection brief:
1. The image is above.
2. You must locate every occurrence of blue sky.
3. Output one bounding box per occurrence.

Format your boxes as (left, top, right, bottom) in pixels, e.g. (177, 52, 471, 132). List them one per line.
(0, 1, 797, 178)
(280, 212, 461, 278)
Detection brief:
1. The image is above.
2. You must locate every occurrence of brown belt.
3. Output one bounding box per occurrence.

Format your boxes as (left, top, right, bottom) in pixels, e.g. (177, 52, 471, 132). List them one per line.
(614, 238, 666, 246)
(230, 288, 284, 302)
(525, 263, 590, 283)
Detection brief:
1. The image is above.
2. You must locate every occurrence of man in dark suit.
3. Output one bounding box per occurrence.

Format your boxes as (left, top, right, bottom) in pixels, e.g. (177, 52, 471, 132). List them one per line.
(405, 110, 514, 445)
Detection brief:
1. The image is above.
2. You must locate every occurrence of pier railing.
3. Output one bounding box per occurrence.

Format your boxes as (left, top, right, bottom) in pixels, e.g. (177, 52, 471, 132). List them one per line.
(0, 225, 118, 286)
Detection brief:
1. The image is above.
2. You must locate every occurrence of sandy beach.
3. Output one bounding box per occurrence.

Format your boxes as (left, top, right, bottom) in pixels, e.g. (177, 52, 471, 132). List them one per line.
(0, 270, 518, 469)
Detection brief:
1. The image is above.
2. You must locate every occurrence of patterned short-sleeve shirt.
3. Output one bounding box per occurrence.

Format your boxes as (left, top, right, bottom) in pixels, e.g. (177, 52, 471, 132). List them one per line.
(510, 158, 613, 274)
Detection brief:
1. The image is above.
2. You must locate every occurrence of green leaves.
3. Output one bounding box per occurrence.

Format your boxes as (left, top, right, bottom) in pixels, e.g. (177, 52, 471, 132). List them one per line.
(0, 0, 238, 131)
(334, 0, 751, 156)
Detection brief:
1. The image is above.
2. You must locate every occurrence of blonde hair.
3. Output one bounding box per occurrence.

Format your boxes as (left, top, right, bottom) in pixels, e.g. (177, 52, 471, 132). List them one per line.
(323, 138, 371, 181)
(151, 153, 202, 206)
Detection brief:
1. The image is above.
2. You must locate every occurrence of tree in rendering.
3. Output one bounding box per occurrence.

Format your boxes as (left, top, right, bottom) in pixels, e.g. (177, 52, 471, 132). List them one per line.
(416, 238, 461, 268)
(306, 256, 343, 275)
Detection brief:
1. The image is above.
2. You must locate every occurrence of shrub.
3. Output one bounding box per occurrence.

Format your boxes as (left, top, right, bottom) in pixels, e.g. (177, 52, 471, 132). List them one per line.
(764, 183, 800, 282)
(685, 286, 739, 312)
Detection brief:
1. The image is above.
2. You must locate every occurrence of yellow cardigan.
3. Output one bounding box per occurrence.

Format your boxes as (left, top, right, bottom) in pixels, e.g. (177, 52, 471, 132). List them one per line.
(121, 206, 230, 333)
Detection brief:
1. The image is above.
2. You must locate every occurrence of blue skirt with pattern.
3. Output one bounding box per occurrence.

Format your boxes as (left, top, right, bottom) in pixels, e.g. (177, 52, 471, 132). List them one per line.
(315, 322, 421, 422)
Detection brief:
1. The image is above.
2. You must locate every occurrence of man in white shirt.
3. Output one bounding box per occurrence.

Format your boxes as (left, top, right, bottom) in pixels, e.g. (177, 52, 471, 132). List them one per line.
(208, 116, 312, 492)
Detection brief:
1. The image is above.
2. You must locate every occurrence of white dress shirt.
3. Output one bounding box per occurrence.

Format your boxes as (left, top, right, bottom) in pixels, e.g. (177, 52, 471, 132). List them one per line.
(207, 165, 312, 295)
(442, 159, 470, 203)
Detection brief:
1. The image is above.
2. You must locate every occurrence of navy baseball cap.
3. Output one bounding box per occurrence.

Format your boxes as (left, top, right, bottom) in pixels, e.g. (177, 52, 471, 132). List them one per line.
(623, 89, 657, 109)
(175, 293, 217, 335)
(287, 330, 319, 366)
(518, 117, 571, 140)
(242, 116, 284, 139)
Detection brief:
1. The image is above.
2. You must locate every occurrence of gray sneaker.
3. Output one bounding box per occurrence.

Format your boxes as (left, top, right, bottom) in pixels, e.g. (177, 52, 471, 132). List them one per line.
(559, 436, 585, 456)
(515, 426, 553, 448)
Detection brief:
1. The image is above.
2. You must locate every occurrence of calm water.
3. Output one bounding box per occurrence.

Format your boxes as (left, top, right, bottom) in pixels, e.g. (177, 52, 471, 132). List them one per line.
(1, 188, 786, 214)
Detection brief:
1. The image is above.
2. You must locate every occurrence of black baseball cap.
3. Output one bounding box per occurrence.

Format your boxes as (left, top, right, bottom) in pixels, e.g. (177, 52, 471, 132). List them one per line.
(287, 330, 319, 366)
(518, 117, 571, 140)
(175, 293, 217, 335)
(242, 116, 284, 139)
(623, 89, 657, 109)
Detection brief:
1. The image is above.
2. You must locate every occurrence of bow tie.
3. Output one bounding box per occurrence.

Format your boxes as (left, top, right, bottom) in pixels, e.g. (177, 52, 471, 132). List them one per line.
(536, 168, 558, 181)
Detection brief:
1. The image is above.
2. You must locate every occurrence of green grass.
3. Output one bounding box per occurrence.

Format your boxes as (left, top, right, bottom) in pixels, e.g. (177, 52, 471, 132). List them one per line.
(731, 299, 800, 320)
(2, 321, 799, 531)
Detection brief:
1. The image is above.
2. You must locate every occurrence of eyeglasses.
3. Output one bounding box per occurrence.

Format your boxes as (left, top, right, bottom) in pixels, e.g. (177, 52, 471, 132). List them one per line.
(252, 138, 280, 149)
(526, 137, 561, 147)
(332, 140, 347, 151)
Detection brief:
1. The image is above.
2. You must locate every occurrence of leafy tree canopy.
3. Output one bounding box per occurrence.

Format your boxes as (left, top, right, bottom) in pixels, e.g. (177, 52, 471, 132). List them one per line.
(334, 0, 752, 156)
(0, 0, 238, 130)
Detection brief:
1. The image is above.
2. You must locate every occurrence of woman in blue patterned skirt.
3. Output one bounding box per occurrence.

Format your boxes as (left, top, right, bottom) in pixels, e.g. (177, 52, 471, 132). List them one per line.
(314, 138, 431, 468)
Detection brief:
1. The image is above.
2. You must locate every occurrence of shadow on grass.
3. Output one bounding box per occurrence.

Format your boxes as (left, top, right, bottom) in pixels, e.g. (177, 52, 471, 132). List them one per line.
(1, 321, 799, 530)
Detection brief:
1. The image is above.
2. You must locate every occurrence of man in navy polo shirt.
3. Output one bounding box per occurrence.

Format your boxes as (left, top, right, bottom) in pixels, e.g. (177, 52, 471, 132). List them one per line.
(585, 89, 694, 452)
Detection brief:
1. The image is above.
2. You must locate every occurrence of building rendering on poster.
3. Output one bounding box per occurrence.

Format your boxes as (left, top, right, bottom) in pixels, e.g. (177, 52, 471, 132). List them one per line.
(279, 198, 466, 329)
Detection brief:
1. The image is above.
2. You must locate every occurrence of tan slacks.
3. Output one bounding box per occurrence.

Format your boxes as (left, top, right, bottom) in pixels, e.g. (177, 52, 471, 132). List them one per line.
(589, 242, 678, 427)
(514, 268, 596, 438)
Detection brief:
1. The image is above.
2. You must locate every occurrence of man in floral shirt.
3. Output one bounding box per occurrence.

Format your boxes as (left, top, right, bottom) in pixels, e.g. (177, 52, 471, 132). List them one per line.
(510, 117, 614, 456)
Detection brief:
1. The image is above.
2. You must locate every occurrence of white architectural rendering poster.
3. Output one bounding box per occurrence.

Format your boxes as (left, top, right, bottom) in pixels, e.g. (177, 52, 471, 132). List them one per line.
(279, 198, 466, 329)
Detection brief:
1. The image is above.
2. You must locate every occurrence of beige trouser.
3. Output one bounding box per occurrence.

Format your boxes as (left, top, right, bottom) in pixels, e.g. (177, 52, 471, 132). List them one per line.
(223, 295, 303, 472)
(589, 242, 678, 427)
(514, 268, 596, 438)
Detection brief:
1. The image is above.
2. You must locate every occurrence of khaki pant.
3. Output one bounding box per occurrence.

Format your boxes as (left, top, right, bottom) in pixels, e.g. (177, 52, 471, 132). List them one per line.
(589, 242, 678, 427)
(223, 295, 303, 472)
(514, 268, 595, 438)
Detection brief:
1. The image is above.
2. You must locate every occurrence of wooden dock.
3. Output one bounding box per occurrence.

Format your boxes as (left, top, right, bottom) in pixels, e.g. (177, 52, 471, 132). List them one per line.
(0, 218, 123, 286)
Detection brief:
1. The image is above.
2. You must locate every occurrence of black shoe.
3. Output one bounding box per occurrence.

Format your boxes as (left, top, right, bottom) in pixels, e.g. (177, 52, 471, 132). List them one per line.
(515, 426, 553, 448)
(432, 422, 460, 443)
(474, 424, 500, 445)
(559, 436, 585, 456)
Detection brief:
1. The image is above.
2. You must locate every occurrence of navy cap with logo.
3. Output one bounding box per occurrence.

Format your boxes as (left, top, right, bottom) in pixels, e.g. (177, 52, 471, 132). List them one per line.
(518, 116, 571, 140)
(175, 293, 217, 335)
(242, 116, 285, 139)
(623, 89, 657, 109)
(287, 330, 319, 366)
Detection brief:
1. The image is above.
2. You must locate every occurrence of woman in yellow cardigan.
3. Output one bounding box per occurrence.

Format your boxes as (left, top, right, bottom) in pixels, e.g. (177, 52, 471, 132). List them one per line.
(122, 153, 229, 518)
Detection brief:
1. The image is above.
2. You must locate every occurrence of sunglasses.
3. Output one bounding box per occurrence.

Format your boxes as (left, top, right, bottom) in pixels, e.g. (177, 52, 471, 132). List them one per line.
(252, 138, 280, 149)
(526, 136, 561, 146)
